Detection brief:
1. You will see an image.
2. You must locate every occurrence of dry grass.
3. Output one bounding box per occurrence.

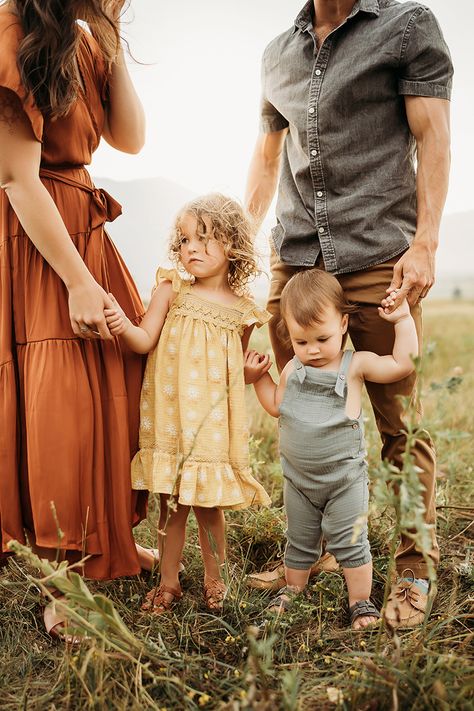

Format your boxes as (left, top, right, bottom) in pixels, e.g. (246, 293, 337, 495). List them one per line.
(0, 300, 473, 710)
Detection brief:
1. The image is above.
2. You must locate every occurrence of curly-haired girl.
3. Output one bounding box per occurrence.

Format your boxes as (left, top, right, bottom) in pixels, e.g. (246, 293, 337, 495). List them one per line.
(105, 193, 271, 614)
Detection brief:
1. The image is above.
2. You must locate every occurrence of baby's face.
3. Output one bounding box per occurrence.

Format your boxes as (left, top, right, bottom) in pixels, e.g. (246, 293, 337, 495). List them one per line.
(178, 213, 229, 280)
(286, 306, 348, 369)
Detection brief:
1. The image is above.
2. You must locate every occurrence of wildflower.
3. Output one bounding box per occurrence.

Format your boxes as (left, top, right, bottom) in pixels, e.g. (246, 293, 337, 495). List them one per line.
(199, 694, 211, 706)
(234, 669, 241, 678)
(240, 601, 247, 609)
(324, 656, 331, 665)
(240, 690, 247, 700)
(187, 691, 196, 700)
(204, 672, 209, 679)
(359, 640, 366, 648)
(349, 669, 359, 678)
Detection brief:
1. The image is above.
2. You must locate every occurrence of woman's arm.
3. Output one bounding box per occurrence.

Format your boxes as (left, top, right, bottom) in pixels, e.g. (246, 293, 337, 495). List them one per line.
(98, 2, 145, 154)
(0, 88, 113, 339)
(105, 281, 174, 354)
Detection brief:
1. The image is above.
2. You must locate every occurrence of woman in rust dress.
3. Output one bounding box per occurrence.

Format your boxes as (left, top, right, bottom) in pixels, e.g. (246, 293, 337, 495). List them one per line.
(0, 0, 149, 634)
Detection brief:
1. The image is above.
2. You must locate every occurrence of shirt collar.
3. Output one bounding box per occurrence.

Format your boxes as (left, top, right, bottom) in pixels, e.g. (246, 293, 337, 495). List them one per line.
(293, 0, 380, 34)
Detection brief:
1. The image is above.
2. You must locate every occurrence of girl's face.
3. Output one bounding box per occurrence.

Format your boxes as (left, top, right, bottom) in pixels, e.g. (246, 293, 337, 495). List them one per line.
(285, 305, 348, 368)
(178, 212, 229, 281)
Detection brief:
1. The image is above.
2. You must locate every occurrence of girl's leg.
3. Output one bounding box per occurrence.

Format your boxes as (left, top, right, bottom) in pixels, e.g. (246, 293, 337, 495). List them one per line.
(158, 494, 190, 600)
(193, 506, 226, 582)
(343, 561, 378, 629)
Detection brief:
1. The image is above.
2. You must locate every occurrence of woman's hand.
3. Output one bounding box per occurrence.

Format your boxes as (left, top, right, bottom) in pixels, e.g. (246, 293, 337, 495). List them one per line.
(68, 281, 115, 340)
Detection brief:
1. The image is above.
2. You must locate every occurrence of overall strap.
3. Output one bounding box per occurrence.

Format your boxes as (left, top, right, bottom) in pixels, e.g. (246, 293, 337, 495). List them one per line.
(293, 356, 306, 383)
(335, 350, 354, 397)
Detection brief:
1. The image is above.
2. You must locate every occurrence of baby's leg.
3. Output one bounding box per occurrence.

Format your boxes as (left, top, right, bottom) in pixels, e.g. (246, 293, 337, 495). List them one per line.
(322, 475, 376, 628)
(159, 494, 190, 593)
(193, 506, 226, 582)
(284, 478, 323, 592)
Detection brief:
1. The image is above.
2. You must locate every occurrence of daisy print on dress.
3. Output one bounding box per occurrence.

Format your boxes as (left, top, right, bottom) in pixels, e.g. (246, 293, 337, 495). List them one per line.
(104, 193, 271, 614)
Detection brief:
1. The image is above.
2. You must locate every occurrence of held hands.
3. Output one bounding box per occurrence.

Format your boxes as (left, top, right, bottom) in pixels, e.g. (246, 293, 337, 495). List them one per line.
(382, 241, 435, 311)
(244, 350, 272, 384)
(378, 291, 411, 323)
(68, 281, 114, 340)
(104, 293, 131, 336)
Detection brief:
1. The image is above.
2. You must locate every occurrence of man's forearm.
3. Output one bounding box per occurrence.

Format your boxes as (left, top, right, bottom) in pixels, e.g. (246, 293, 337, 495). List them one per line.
(245, 130, 286, 230)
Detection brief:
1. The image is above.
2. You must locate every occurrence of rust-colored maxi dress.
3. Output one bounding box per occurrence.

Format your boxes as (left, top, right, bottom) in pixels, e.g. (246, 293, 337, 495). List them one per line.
(0, 11, 147, 579)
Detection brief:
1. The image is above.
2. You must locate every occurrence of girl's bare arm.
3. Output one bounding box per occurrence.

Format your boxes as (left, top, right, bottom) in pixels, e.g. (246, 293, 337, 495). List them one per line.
(105, 281, 174, 354)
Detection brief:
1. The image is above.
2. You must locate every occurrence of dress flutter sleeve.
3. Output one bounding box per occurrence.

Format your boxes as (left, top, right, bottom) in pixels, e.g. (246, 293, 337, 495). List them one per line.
(0, 13, 43, 141)
(154, 267, 188, 294)
(241, 300, 272, 329)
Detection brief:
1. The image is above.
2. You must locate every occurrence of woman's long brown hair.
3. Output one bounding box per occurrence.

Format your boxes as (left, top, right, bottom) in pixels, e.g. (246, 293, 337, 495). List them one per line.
(12, 0, 125, 117)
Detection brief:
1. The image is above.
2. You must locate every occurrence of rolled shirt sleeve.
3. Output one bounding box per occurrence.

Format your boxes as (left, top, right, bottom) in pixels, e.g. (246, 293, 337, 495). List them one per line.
(398, 6, 453, 99)
(259, 53, 289, 134)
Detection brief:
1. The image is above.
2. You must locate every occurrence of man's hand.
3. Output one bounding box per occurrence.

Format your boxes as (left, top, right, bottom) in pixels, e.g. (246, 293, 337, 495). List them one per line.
(244, 350, 272, 384)
(382, 240, 435, 311)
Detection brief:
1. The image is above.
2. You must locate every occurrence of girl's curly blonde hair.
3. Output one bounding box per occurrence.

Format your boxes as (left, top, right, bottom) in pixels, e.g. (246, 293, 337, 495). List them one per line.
(169, 193, 260, 295)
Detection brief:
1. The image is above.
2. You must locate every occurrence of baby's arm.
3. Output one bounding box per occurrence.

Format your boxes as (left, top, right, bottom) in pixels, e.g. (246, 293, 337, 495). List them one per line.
(353, 297, 419, 384)
(244, 351, 292, 418)
(104, 281, 174, 354)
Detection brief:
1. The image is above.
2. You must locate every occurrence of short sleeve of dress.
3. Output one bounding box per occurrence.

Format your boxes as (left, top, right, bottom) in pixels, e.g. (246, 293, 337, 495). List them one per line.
(398, 7, 453, 100)
(0, 13, 44, 141)
(154, 267, 188, 294)
(241, 300, 272, 329)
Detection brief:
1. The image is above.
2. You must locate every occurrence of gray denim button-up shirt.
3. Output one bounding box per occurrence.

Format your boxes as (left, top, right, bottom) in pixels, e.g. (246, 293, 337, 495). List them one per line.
(261, 0, 453, 273)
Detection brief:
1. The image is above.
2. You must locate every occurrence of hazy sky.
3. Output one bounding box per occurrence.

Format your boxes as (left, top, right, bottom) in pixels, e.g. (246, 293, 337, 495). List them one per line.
(91, 0, 473, 216)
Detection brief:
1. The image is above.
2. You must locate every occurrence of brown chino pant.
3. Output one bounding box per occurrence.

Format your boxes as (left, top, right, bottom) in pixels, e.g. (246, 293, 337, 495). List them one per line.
(267, 249, 439, 578)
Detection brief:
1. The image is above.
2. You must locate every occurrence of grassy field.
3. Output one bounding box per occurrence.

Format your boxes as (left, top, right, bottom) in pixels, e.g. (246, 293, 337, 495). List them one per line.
(1, 301, 473, 710)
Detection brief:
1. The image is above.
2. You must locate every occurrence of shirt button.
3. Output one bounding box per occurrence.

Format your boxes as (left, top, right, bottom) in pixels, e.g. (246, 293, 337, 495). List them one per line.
(319, 226, 325, 234)
(309, 107, 315, 114)
(352, 423, 359, 429)
(315, 69, 322, 76)
(311, 149, 317, 156)
(317, 191, 323, 197)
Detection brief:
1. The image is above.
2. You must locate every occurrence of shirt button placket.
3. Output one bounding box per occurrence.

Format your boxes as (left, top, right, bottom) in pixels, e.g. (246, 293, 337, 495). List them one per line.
(307, 42, 336, 271)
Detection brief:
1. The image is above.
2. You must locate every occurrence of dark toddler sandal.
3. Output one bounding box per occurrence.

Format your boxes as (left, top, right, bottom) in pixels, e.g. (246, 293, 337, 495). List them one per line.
(349, 599, 381, 630)
(267, 586, 302, 615)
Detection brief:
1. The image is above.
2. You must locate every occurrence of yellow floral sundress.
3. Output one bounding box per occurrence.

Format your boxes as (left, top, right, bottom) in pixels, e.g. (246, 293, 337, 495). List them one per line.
(131, 268, 272, 509)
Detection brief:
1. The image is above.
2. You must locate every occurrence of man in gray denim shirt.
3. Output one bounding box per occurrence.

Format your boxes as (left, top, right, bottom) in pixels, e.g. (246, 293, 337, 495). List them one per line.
(245, 0, 452, 628)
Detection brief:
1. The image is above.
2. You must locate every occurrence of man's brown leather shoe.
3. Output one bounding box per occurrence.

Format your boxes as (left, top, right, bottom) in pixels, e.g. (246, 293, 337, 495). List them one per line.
(383, 570, 428, 628)
(246, 552, 339, 590)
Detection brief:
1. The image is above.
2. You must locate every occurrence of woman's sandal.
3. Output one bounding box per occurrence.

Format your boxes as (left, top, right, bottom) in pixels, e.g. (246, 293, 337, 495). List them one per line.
(349, 599, 381, 630)
(43, 589, 84, 645)
(141, 584, 183, 615)
(203, 578, 227, 611)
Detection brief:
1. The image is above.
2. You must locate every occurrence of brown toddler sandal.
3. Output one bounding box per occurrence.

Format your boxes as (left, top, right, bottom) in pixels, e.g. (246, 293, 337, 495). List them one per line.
(141, 584, 183, 615)
(203, 578, 227, 611)
(349, 600, 381, 630)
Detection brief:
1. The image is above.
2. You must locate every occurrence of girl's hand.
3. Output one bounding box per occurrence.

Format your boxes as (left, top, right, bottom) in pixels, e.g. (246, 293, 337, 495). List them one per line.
(378, 293, 411, 324)
(68, 281, 114, 340)
(104, 293, 131, 335)
(244, 350, 272, 384)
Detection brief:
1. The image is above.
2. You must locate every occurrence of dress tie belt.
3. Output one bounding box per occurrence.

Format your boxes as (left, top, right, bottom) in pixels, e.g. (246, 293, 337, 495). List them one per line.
(39, 167, 122, 229)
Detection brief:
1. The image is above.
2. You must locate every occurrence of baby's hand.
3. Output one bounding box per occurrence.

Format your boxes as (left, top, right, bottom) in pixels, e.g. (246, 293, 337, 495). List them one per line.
(104, 293, 130, 335)
(378, 293, 411, 323)
(244, 350, 272, 384)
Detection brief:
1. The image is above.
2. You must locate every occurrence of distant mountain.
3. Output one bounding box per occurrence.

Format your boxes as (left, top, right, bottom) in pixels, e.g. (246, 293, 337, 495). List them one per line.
(95, 176, 474, 301)
(95, 176, 195, 296)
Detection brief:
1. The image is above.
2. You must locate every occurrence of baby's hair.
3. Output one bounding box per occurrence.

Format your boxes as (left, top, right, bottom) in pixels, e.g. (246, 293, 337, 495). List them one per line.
(277, 268, 358, 346)
(169, 193, 260, 295)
